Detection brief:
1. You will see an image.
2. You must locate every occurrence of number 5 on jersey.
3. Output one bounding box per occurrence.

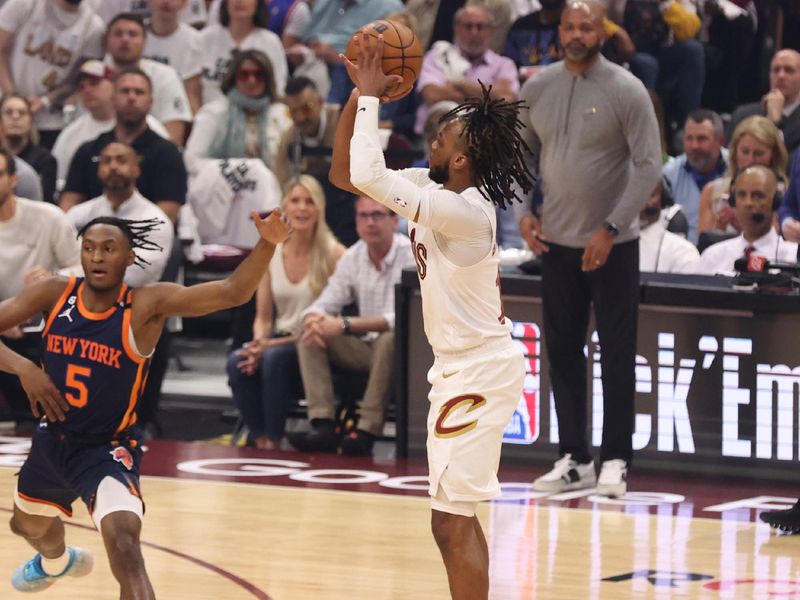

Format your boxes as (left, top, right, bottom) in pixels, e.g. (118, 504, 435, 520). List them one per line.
(65, 364, 92, 408)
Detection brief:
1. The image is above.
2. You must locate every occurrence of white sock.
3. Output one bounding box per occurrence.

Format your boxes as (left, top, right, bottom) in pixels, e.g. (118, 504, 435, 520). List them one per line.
(41, 550, 70, 576)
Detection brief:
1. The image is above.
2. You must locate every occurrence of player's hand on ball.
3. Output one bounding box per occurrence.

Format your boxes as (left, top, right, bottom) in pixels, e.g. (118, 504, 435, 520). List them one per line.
(341, 31, 403, 103)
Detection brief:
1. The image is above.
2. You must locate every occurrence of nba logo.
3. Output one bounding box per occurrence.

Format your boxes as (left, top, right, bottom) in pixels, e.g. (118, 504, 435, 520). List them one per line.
(110, 447, 134, 470)
(503, 321, 540, 444)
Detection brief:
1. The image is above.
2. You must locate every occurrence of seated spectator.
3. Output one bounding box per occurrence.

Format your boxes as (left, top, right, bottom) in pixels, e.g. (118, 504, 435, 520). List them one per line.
(60, 67, 187, 225)
(0, 95, 57, 203)
(66, 142, 174, 287)
(417, 5, 522, 249)
(728, 50, 800, 158)
(0, 0, 104, 148)
(186, 50, 290, 173)
(0, 147, 80, 424)
(504, 0, 635, 80)
(639, 181, 698, 273)
(662, 109, 728, 243)
(695, 165, 798, 276)
(273, 76, 340, 187)
(292, 0, 402, 105)
(616, 0, 704, 131)
(184, 50, 287, 248)
(104, 13, 192, 147)
(52, 60, 169, 194)
(289, 196, 416, 456)
(145, 0, 203, 114)
(197, 0, 288, 106)
(698, 115, 788, 238)
(227, 175, 346, 450)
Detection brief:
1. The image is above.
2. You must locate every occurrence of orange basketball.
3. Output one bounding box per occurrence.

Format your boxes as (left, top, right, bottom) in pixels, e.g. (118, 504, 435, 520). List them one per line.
(345, 19, 424, 101)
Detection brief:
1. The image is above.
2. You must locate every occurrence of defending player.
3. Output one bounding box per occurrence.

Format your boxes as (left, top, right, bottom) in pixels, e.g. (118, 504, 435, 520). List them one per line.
(1, 211, 290, 597)
(332, 32, 534, 600)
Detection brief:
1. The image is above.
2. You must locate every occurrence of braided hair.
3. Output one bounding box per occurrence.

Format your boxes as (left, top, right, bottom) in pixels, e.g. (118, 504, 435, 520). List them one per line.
(77, 216, 164, 269)
(441, 82, 535, 210)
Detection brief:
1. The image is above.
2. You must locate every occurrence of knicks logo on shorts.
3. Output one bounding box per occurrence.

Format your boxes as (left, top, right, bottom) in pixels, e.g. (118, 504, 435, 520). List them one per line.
(110, 446, 134, 471)
(434, 394, 487, 439)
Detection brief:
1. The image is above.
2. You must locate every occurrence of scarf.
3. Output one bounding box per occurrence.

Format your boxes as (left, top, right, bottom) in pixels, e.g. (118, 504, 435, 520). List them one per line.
(207, 88, 271, 166)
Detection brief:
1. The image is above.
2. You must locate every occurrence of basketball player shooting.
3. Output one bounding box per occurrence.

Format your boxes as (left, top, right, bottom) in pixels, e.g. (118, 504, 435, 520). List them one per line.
(0, 211, 290, 598)
(333, 31, 535, 600)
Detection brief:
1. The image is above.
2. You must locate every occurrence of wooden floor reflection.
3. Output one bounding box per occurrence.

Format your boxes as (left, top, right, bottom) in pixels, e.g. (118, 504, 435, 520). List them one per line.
(2, 467, 800, 599)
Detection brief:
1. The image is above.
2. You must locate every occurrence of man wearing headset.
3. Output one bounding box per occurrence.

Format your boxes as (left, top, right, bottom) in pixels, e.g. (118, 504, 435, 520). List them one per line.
(639, 180, 698, 273)
(694, 165, 799, 275)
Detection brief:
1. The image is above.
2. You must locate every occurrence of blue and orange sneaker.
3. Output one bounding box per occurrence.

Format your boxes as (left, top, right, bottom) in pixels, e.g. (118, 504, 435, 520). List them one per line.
(11, 547, 93, 592)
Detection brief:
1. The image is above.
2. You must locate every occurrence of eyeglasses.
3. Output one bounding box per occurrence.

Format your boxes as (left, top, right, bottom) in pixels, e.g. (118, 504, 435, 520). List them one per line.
(237, 69, 266, 84)
(356, 211, 391, 222)
(457, 21, 491, 32)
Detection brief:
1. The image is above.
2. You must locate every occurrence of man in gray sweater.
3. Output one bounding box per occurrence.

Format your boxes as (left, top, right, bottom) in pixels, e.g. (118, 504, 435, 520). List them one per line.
(518, 0, 661, 497)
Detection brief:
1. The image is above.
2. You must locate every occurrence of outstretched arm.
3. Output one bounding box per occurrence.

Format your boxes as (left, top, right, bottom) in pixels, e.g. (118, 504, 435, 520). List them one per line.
(139, 210, 291, 320)
(0, 277, 72, 421)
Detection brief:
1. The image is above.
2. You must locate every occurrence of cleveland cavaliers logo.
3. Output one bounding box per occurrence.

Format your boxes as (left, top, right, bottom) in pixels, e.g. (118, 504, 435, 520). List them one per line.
(434, 394, 487, 439)
(58, 297, 77, 322)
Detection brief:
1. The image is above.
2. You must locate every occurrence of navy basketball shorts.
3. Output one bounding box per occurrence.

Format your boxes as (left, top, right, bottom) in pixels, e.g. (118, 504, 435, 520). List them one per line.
(14, 423, 144, 525)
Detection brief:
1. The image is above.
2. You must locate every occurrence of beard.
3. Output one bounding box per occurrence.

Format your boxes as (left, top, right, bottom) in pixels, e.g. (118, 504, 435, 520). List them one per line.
(564, 39, 602, 64)
(103, 174, 133, 194)
(429, 163, 450, 185)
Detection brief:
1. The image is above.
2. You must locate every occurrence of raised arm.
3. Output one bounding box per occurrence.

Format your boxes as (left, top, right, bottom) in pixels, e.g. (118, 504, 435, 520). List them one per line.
(137, 210, 290, 321)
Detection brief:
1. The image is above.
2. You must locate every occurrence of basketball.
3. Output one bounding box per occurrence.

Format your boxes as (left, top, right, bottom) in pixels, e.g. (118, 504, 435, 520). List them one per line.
(345, 20, 424, 101)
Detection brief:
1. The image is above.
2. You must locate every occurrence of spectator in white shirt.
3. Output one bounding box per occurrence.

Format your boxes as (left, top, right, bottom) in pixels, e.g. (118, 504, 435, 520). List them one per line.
(639, 181, 698, 273)
(104, 12, 193, 146)
(0, 147, 79, 423)
(145, 0, 203, 114)
(184, 49, 287, 249)
(185, 49, 289, 175)
(288, 196, 415, 457)
(695, 165, 799, 276)
(0, 0, 105, 146)
(197, 0, 288, 106)
(66, 141, 173, 287)
(52, 59, 169, 194)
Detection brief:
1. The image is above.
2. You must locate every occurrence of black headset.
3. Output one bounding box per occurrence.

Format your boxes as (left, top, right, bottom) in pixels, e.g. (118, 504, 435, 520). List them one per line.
(727, 172, 783, 211)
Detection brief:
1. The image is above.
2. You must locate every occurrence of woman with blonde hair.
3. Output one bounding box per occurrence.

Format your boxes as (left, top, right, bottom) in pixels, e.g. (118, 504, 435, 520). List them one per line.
(698, 116, 788, 237)
(226, 174, 346, 450)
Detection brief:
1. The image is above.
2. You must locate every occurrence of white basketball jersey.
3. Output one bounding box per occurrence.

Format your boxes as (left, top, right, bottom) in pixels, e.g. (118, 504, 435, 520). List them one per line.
(408, 186, 512, 356)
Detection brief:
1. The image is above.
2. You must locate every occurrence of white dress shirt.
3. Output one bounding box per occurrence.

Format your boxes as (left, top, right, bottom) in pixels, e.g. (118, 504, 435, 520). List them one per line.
(694, 227, 799, 276)
(639, 221, 700, 273)
(302, 234, 415, 332)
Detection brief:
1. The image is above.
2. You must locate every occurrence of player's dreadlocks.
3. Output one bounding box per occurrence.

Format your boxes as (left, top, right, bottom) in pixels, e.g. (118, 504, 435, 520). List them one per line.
(77, 216, 165, 269)
(441, 82, 535, 210)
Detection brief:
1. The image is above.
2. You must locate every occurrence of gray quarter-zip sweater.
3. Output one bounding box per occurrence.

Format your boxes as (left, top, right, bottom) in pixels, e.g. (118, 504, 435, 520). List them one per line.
(519, 55, 662, 247)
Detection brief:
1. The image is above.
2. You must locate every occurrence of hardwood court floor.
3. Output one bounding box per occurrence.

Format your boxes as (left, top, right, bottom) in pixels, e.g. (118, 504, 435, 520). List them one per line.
(0, 441, 799, 599)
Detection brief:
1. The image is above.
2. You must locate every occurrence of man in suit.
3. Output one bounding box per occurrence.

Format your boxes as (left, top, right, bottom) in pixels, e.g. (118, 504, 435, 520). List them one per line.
(728, 49, 800, 157)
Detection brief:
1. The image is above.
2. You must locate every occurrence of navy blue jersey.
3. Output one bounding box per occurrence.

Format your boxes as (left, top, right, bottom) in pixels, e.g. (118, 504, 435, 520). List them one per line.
(40, 277, 151, 438)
